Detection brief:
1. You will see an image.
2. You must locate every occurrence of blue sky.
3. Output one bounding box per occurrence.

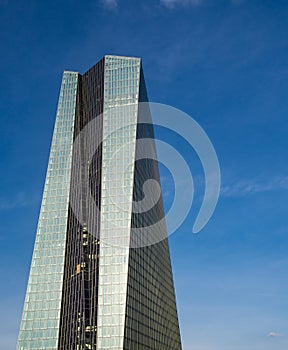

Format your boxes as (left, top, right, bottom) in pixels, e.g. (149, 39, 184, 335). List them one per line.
(1, 0, 288, 349)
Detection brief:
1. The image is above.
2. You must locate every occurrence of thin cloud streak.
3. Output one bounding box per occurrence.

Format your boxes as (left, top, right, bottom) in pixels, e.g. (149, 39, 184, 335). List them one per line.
(160, 0, 245, 7)
(221, 176, 288, 198)
(101, 0, 118, 9)
(0, 192, 39, 210)
(268, 332, 284, 338)
(160, 0, 202, 8)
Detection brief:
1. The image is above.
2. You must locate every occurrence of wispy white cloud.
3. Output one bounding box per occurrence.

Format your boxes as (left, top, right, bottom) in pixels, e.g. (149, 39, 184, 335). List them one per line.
(230, 0, 246, 4)
(160, 0, 202, 8)
(160, 0, 245, 7)
(101, 0, 118, 9)
(0, 192, 39, 210)
(101, 0, 243, 10)
(221, 176, 288, 198)
(268, 332, 284, 338)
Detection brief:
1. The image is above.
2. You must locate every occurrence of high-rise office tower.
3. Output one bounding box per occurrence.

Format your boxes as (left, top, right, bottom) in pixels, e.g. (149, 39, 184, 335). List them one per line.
(17, 55, 182, 350)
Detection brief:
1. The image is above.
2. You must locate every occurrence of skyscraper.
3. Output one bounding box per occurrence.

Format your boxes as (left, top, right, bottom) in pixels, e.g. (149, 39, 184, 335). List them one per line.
(17, 55, 182, 350)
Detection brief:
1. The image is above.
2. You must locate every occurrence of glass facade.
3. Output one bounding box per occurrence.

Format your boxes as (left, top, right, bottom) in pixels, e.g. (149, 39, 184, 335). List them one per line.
(58, 59, 105, 350)
(18, 72, 79, 349)
(123, 70, 182, 349)
(96, 56, 140, 349)
(17, 56, 182, 350)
